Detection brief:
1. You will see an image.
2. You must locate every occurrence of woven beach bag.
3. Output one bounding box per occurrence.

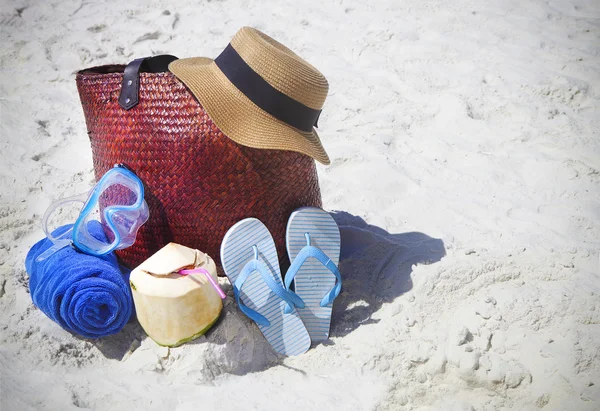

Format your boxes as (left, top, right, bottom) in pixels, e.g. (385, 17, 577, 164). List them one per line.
(75, 56, 322, 270)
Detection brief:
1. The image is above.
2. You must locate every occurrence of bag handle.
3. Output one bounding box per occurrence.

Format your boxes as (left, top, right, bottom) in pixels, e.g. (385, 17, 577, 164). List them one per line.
(118, 55, 178, 110)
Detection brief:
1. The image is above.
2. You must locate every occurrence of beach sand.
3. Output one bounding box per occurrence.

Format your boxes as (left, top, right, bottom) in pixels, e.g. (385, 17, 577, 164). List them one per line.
(1, 0, 599, 409)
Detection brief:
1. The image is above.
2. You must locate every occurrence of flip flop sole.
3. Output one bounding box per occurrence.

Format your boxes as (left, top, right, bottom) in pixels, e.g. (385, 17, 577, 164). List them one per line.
(221, 218, 310, 356)
(286, 207, 341, 342)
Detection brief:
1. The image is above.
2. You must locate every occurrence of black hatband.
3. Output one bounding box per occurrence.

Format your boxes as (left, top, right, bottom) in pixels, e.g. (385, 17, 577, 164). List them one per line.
(214, 44, 321, 133)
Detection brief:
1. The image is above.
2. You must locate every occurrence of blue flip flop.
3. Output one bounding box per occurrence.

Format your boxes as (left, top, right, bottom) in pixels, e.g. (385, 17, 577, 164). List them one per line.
(220, 218, 311, 356)
(285, 207, 342, 342)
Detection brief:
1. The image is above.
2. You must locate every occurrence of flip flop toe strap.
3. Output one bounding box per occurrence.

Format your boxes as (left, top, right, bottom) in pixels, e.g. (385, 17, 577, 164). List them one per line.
(233, 247, 305, 327)
(285, 242, 342, 309)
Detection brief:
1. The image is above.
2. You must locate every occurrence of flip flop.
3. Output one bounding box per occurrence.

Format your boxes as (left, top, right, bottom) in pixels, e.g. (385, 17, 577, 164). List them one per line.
(220, 218, 311, 356)
(285, 207, 342, 342)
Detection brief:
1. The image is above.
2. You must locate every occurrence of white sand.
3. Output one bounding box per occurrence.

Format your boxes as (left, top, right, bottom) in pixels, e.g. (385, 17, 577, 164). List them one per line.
(1, 0, 599, 409)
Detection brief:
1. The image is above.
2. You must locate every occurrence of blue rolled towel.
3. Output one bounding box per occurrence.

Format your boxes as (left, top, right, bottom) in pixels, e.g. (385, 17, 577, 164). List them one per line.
(25, 222, 133, 339)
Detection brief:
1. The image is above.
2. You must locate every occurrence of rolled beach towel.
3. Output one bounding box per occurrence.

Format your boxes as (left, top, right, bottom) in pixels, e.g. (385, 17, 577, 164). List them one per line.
(25, 223, 133, 339)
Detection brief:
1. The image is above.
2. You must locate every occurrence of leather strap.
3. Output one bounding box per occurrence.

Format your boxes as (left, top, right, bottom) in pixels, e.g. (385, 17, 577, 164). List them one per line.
(118, 55, 178, 110)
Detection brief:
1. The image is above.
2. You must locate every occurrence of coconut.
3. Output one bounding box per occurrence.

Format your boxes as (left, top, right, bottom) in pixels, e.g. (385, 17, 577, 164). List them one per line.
(129, 243, 223, 347)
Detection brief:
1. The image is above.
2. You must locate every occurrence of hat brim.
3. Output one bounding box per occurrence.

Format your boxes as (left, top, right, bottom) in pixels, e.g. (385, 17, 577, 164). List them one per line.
(169, 57, 330, 165)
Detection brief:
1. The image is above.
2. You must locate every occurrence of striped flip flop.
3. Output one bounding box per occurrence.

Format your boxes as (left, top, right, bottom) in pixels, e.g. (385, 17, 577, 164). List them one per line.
(285, 207, 342, 342)
(220, 218, 311, 356)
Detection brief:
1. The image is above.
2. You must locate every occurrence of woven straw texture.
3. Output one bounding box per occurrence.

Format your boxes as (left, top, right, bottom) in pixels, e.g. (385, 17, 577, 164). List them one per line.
(169, 27, 331, 165)
(76, 66, 322, 270)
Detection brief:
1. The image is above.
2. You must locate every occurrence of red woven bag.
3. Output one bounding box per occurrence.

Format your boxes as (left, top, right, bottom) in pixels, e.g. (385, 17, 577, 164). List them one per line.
(75, 60, 321, 270)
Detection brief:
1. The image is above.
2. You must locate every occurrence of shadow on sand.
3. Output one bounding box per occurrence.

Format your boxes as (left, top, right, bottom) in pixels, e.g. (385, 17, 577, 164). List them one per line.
(94, 210, 445, 362)
(329, 211, 446, 338)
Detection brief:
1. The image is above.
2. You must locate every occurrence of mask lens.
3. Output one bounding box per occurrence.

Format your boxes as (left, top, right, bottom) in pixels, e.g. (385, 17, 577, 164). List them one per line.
(77, 202, 115, 249)
(98, 182, 139, 245)
(70, 167, 147, 256)
(100, 182, 138, 207)
(110, 208, 147, 249)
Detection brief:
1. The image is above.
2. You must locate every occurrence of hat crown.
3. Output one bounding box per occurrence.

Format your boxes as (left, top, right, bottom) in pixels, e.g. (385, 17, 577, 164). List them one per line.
(230, 27, 328, 110)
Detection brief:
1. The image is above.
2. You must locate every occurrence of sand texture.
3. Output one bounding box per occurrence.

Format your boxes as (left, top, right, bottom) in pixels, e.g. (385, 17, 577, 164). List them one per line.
(1, 0, 599, 409)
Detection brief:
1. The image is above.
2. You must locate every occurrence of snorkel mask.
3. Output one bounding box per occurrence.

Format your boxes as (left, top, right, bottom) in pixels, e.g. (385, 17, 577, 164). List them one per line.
(36, 164, 149, 262)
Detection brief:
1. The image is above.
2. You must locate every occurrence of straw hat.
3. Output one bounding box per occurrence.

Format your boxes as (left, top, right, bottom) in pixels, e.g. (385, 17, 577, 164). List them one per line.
(169, 27, 330, 165)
